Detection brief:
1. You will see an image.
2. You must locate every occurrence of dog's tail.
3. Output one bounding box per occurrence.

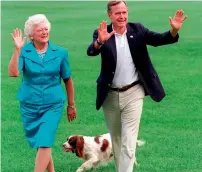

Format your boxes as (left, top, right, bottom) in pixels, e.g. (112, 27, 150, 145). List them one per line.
(136, 140, 145, 147)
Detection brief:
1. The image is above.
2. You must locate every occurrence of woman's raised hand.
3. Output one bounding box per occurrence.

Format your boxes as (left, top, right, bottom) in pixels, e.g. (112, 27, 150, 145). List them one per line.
(11, 28, 26, 49)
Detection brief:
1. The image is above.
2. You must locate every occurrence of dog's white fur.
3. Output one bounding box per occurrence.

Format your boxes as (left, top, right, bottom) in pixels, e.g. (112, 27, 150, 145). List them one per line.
(63, 133, 145, 172)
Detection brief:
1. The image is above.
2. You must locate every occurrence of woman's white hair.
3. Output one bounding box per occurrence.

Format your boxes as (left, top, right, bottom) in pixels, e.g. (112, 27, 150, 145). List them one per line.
(24, 14, 51, 41)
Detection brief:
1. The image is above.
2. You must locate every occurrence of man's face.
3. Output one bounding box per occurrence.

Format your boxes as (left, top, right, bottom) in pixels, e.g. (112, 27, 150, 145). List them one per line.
(108, 2, 128, 28)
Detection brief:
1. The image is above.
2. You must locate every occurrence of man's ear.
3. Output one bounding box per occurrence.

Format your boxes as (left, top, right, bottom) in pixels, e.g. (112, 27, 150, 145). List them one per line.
(107, 12, 111, 19)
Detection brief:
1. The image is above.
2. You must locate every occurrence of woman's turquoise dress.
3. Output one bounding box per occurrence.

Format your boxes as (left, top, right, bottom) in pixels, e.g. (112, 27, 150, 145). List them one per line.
(17, 41, 71, 148)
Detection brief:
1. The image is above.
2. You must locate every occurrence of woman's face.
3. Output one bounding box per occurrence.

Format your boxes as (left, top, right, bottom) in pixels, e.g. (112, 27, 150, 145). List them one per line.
(31, 21, 49, 44)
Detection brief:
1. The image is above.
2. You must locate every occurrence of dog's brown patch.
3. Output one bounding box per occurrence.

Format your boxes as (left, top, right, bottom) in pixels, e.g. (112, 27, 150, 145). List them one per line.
(101, 139, 109, 152)
(94, 136, 101, 144)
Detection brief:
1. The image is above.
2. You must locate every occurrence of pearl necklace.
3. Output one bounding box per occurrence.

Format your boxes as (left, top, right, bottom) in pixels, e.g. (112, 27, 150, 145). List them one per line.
(36, 47, 47, 54)
(37, 49, 47, 54)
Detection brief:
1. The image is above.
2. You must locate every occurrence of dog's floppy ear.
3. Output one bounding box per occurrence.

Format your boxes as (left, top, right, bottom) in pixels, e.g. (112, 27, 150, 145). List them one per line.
(75, 136, 84, 158)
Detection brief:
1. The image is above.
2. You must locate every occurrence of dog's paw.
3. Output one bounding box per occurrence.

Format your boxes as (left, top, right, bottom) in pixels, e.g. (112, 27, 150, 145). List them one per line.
(76, 168, 83, 172)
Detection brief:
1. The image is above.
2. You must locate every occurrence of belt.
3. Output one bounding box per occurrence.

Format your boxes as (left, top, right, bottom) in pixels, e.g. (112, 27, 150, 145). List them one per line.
(109, 80, 140, 92)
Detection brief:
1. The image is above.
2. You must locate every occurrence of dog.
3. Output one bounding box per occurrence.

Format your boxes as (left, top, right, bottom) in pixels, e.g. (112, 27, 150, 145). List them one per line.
(63, 133, 145, 172)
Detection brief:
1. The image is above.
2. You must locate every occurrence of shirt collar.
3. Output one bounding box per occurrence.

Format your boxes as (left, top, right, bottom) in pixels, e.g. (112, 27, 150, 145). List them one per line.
(112, 24, 127, 36)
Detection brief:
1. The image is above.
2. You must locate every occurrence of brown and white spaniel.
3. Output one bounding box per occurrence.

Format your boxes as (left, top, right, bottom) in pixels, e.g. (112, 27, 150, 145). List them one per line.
(63, 133, 145, 172)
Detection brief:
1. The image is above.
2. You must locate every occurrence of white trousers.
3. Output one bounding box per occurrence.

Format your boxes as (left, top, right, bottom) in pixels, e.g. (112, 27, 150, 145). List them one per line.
(102, 84, 145, 172)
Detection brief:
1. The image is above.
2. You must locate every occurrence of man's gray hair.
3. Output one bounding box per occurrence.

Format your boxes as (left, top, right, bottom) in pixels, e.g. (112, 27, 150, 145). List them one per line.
(107, 0, 127, 13)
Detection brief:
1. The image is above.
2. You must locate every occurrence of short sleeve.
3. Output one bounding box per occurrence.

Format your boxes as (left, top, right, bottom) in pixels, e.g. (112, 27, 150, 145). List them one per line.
(18, 53, 24, 72)
(60, 50, 72, 79)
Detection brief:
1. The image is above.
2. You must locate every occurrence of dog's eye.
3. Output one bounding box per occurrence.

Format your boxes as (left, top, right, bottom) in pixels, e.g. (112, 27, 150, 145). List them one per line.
(68, 139, 73, 143)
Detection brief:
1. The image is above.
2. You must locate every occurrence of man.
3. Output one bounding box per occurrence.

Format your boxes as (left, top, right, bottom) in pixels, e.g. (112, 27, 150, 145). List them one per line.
(87, 1, 187, 172)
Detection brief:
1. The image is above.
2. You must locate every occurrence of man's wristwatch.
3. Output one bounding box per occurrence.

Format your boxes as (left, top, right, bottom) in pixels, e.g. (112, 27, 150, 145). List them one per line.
(96, 39, 104, 46)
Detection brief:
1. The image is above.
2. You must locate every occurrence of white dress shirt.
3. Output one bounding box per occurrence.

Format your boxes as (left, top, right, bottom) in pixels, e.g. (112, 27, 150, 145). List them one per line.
(112, 30, 139, 88)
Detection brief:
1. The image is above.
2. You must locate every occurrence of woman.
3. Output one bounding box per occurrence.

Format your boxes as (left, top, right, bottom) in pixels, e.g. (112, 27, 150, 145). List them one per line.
(8, 14, 76, 172)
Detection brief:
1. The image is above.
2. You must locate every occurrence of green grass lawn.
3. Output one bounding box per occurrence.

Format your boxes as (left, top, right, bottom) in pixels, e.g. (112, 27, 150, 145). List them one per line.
(1, 1, 202, 172)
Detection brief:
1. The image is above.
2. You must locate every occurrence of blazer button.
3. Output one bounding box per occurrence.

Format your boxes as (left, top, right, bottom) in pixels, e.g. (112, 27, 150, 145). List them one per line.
(112, 72, 115, 74)
(108, 84, 111, 86)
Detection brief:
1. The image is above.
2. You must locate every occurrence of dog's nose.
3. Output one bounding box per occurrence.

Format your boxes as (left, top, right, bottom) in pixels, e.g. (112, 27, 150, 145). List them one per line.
(62, 144, 66, 148)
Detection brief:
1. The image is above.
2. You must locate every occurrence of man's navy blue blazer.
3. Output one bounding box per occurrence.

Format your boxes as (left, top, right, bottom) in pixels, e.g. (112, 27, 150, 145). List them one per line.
(87, 23, 179, 110)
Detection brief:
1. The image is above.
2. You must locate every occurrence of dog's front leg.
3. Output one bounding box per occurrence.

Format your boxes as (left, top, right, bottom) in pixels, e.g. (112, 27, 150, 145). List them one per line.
(76, 157, 99, 172)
